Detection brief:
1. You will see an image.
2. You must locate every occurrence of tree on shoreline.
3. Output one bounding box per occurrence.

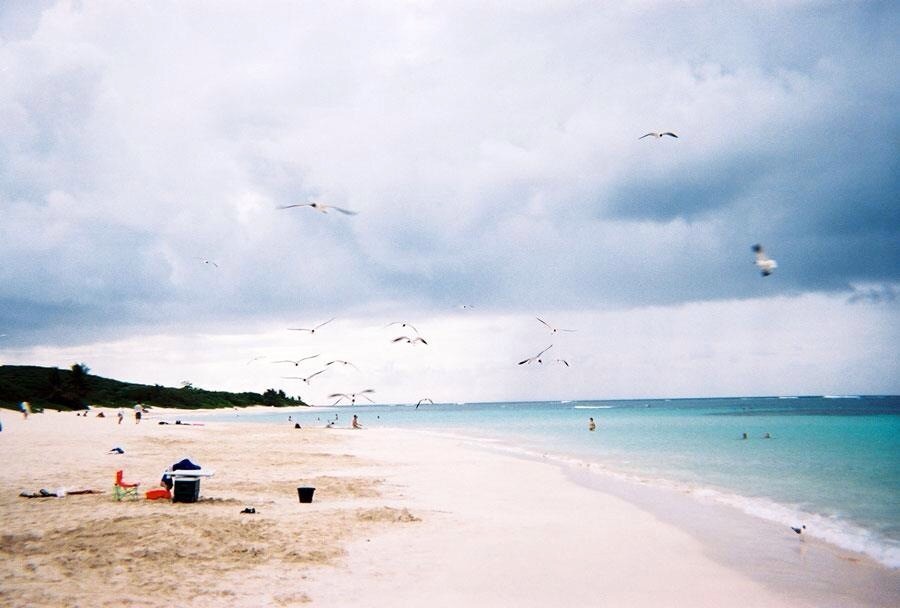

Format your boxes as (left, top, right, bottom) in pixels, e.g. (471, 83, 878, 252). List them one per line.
(0, 364, 306, 410)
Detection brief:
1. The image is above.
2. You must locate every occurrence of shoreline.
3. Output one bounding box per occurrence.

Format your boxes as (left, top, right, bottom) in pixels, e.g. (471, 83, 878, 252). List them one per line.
(65, 404, 900, 570)
(309, 426, 899, 607)
(180, 403, 900, 572)
(437, 427, 900, 571)
(1, 411, 897, 606)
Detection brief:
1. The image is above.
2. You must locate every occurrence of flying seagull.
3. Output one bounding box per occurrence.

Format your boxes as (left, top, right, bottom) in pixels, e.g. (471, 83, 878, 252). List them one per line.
(639, 132, 678, 139)
(385, 321, 419, 334)
(752, 244, 778, 276)
(554, 359, 570, 367)
(328, 389, 376, 405)
(415, 398, 434, 410)
(195, 257, 219, 267)
(281, 369, 327, 385)
(272, 354, 320, 367)
(536, 317, 576, 335)
(246, 356, 266, 365)
(288, 318, 335, 334)
(325, 359, 361, 371)
(518, 345, 553, 365)
(278, 202, 358, 215)
(393, 336, 428, 345)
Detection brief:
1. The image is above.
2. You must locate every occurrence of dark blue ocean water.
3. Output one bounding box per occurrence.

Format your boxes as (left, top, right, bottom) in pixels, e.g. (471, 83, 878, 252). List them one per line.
(196, 395, 900, 567)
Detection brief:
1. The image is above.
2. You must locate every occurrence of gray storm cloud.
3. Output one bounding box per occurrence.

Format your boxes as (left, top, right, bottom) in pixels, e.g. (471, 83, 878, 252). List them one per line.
(1, 1, 898, 345)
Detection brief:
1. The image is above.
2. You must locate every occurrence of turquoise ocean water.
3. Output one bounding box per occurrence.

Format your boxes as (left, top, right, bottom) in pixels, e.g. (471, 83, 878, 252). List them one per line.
(198, 395, 900, 568)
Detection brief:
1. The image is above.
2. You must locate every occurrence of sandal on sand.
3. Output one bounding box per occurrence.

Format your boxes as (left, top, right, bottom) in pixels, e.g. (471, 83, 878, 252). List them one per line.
(19, 490, 57, 498)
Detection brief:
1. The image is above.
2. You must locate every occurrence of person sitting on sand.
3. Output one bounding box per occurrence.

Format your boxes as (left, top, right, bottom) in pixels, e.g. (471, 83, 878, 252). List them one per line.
(352, 414, 362, 429)
(588, 417, 596, 431)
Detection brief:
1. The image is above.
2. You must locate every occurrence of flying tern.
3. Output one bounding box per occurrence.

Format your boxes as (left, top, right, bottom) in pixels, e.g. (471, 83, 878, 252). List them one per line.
(518, 345, 553, 365)
(288, 319, 335, 334)
(278, 202, 358, 215)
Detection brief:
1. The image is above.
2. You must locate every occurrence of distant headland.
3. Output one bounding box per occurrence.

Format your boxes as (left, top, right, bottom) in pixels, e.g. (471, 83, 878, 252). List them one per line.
(0, 364, 305, 411)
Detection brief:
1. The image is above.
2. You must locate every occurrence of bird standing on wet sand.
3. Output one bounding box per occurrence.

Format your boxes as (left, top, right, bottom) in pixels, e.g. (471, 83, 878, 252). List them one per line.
(752, 244, 778, 276)
(278, 202, 358, 215)
(791, 525, 806, 537)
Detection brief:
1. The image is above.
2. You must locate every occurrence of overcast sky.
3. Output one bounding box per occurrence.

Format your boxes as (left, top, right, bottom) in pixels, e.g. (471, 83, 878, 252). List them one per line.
(1, 1, 898, 403)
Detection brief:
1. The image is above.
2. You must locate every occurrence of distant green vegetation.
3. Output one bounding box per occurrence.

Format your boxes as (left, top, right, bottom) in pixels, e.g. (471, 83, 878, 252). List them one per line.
(0, 364, 305, 411)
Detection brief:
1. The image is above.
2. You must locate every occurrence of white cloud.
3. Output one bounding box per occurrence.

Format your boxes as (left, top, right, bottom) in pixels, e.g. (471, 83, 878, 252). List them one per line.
(3, 293, 897, 401)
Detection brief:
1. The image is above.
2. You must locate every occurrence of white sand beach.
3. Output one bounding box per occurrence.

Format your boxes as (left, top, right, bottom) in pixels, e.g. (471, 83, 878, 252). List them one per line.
(0, 408, 897, 607)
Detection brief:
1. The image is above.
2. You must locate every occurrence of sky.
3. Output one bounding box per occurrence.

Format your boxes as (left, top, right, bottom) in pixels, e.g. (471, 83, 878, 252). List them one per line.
(1, 1, 898, 404)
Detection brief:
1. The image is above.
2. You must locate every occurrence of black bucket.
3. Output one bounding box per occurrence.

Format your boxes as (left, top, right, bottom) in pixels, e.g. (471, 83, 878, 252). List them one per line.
(297, 487, 315, 503)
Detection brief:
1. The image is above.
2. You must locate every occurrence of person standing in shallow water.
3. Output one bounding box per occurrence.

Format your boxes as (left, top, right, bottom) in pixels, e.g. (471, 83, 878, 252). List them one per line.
(588, 417, 596, 431)
(352, 414, 362, 429)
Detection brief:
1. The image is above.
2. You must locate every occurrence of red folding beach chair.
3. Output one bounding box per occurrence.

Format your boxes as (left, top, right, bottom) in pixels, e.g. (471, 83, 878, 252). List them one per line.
(113, 469, 140, 501)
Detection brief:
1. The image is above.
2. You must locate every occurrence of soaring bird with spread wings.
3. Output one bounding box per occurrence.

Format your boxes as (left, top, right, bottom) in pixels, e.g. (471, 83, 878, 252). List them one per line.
(329, 390, 376, 405)
(278, 202, 358, 215)
(536, 317, 575, 335)
(288, 319, 335, 334)
(639, 132, 678, 139)
(518, 345, 553, 365)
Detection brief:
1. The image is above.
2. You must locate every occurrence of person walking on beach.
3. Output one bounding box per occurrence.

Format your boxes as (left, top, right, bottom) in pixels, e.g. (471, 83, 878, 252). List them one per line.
(134, 403, 142, 424)
(352, 414, 362, 429)
(588, 417, 596, 431)
(117, 409, 124, 425)
(20, 401, 30, 419)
